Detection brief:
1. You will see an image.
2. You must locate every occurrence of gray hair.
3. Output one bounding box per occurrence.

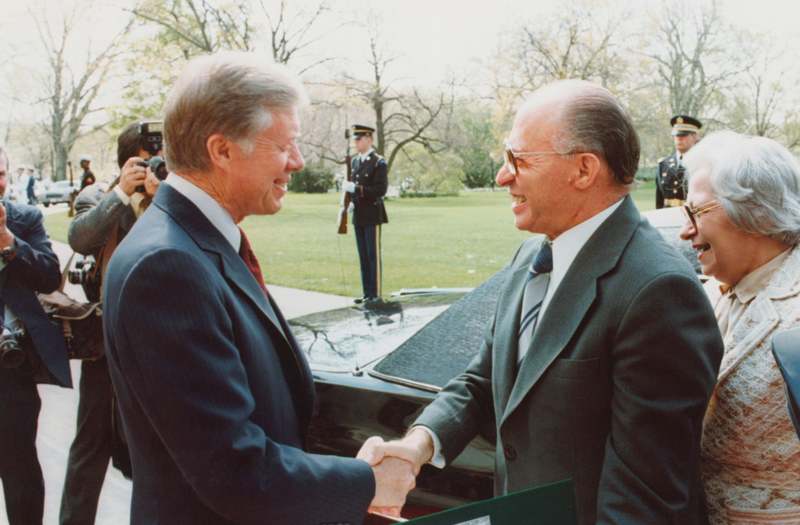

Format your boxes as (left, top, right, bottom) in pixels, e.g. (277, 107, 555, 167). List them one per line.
(164, 51, 308, 174)
(683, 130, 800, 246)
(0, 144, 8, 172)
(548, 80, 640, 185)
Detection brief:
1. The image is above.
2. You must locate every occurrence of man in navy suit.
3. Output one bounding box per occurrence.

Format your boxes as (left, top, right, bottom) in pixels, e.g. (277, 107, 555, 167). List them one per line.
(0, 146, 72, 525)
(103, 52, 414, 525)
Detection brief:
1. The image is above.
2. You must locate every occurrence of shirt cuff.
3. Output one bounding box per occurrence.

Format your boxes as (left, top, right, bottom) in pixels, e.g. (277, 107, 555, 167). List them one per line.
(113, 185, 131, 205)
(412, 425, 446, 469)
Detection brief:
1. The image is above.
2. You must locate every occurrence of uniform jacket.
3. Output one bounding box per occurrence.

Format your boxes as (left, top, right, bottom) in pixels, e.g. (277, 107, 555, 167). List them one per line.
(701, 246, 800, 524)
(414, 196, 724, 525)
(656, 153, 686, 208)
(350, 152, 388, 227)
(103, 184, 374, 525)
(80, 169, 96, 191)
(0, 200, 72, 387)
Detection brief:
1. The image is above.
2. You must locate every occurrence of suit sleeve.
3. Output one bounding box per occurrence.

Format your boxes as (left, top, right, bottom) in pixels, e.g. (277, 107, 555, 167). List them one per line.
(68, 186, 130, 256)
(6, 206, 61, 294)
(357, 159, 388, 199)
(413, 314, 497, 464)
(597, 271, 722, 524)
(109, 249, 375, 524)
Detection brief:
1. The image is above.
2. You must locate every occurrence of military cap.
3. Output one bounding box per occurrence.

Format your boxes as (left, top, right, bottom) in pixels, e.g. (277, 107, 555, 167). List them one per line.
(352, 124, 375, 138)
(670, 115, 702, 136)
(78, 154, 92, 162)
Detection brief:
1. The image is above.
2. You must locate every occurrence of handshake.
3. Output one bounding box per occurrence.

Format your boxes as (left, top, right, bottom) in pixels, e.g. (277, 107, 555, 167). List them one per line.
(358, 428, 436, 518)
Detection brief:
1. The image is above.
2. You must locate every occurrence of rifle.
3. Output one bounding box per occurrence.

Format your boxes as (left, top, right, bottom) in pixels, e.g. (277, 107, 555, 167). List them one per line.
(337, 127, 352, 234)
(67, 160, 76, 218)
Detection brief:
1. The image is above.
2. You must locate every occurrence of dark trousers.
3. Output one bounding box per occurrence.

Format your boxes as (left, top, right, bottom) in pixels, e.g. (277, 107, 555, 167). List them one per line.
(59, 358, 112, 525)
(0, 365, 44, 525)
(355, 224, 382, 298)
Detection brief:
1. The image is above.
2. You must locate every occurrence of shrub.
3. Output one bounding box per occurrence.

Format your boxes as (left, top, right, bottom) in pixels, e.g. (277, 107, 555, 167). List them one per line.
(289, 165, 334, 193)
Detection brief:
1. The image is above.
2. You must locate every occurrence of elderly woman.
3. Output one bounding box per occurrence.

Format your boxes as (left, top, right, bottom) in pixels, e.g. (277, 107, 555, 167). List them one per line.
(679, 130, 800, 523)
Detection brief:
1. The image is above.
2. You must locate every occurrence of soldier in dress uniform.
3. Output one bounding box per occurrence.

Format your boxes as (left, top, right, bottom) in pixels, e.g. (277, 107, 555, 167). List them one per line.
(343, 124, 388, 304)
(79, 154, 96, 191)
(656, 115, 702, 209)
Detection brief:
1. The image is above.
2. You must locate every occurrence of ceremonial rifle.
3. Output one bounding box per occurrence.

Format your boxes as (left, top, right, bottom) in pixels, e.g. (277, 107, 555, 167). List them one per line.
(337, 127, 352, 234)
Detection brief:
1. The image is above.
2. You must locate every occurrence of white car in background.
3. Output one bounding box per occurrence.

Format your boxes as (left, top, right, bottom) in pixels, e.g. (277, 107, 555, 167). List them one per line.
(39, 180, 77, 207)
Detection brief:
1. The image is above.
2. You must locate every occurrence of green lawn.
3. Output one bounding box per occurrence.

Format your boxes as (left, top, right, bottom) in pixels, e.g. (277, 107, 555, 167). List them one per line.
(43, 180, 658, 295)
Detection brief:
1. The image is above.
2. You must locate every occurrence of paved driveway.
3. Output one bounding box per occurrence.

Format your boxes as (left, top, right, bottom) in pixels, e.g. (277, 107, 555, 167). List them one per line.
(1, 231, 349, 524)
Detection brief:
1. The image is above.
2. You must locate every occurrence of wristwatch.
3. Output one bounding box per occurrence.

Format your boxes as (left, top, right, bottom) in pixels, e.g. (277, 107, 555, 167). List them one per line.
(1, 239, 18, 262)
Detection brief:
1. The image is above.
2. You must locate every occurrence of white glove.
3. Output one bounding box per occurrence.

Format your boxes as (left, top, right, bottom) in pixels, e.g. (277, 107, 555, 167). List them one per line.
(347, 202, 355, 214)
(343, 181, 356, 193)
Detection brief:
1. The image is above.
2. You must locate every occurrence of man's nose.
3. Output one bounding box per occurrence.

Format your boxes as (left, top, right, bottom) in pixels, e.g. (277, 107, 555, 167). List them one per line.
(496, 163, 513, 187)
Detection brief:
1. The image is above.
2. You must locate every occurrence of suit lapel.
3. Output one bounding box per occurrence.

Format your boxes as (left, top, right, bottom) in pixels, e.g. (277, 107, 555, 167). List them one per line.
(152, 185, 289, 345)
(501, 197, 640, 425)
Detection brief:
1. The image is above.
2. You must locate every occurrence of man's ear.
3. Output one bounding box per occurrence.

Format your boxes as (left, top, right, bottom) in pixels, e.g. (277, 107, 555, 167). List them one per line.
(573, 153, 603, 190)
(206, 133, 236, 172)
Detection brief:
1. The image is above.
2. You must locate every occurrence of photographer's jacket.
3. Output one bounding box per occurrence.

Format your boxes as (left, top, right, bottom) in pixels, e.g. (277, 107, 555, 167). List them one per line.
(350, 151, 388, 227)
(0, 200, 71, 387)
(656, 153, 686, 208)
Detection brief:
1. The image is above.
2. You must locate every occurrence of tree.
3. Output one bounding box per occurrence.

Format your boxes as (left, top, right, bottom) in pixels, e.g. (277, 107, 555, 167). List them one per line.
(642, 0, 741, 118)
(31, 0, 130, 181)
(131, 0, 255, 55)
(342, 13, 450, 178)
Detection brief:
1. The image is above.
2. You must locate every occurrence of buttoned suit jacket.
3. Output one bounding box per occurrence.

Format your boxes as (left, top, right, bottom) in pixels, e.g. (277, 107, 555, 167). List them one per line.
(350, 152, 388, 227)
(0, 200, 72, 387)
(414, 196, 724, 525)
(103, 184, 374, 525)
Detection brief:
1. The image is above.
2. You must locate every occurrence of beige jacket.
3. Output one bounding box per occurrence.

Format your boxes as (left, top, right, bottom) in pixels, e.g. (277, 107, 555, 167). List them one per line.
(701, 245, 800, 524)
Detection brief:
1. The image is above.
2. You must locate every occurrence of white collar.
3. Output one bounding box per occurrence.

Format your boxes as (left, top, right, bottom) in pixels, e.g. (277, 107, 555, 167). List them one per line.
(359, 149, 374, 162)
(540, 198, 625, 314)
(164, 173, 241, 252)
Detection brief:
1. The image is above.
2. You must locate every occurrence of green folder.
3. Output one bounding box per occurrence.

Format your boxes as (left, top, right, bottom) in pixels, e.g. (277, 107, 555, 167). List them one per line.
(406, 479, 576, 525)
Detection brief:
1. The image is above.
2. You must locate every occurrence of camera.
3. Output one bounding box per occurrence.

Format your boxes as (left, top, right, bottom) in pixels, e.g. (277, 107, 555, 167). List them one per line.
(135, 156, 169, 182)
(139, 121, 163, 157)
(68, 258, 98, 286)
(1, 320, 27, 369)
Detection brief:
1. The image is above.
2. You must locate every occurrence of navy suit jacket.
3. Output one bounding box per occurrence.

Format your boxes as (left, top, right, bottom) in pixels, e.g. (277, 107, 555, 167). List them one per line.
(103, 184, 374, 525)
(0, 200, 71, 387)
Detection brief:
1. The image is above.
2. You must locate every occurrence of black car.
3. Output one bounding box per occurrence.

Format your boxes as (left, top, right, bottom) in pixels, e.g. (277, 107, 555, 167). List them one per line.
(288, 207, 700, 520)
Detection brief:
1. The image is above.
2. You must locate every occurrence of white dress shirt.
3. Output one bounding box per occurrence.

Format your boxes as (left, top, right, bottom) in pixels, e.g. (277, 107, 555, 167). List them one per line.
(164, 173, 241, 252)
(420, 196, 626, 467)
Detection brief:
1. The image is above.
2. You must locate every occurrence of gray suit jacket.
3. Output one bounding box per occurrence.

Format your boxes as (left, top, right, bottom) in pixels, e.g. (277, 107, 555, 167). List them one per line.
(68, 184, 138, 301)
(414, 196, 724, 525)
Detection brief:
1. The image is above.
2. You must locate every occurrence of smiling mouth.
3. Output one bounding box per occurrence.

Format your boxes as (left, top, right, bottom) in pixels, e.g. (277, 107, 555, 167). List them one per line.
(694, 243, 711, 257)
(512, 195, 527, 204)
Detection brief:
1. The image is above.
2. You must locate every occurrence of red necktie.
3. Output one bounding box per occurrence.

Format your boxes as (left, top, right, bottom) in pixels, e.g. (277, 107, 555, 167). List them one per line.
(238, 227, 268, 297)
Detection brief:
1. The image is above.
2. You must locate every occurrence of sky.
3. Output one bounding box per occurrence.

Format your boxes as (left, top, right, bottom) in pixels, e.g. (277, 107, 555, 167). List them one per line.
(1, 0, 799, 142)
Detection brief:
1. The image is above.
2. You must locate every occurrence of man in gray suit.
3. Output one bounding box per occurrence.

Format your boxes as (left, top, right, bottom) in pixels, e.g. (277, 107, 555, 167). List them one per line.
(360, 80, 724, 524)
(60, 120, 162, 525)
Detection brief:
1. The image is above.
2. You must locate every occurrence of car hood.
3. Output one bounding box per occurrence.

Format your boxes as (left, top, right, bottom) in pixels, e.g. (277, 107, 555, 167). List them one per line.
(289, 292, 466, 373)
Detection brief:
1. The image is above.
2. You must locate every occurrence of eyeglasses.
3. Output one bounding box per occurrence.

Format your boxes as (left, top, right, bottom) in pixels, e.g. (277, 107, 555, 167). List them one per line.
(502, 139, 580, 176)
(681, 200, 721, 228)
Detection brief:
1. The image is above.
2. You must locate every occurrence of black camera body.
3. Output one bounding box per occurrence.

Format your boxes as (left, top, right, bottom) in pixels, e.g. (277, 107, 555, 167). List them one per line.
(68, 258, 98, 287)
(135, 156, 168, 182)
(1, 319, 28, 369)
(139, 121, 164, 157)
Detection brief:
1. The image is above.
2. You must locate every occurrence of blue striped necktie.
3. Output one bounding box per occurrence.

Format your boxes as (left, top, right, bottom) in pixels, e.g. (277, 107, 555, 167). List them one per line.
(518, 242, 553, 365)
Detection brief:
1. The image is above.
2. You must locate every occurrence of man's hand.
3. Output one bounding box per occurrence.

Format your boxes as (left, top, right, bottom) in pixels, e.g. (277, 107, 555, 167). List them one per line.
(143, 165, 162, 197)
(369, 456, 416, 518)
(358, 429, 435, 475)
(343, 180, 356, 193)
(0, 203, 13, 249)
(118, 157, 148, 196)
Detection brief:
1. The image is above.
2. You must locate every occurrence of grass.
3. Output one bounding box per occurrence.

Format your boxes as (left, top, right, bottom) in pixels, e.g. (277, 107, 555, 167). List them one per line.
(43, 180, 659, 296)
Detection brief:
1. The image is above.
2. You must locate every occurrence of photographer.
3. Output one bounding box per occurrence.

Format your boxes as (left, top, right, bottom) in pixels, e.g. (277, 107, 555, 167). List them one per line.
(0, 145, 72, 525)
(60, 120, 163, 525)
